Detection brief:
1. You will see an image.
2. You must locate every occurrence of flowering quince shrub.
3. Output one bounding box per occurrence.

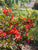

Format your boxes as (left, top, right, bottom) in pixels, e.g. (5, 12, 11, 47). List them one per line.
(0, 8, 36, 49)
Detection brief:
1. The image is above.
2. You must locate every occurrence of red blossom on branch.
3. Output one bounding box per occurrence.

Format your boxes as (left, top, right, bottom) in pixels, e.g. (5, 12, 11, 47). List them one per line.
(25, 32, 28, 36)
(8, 8, 12, 13)
(27, 39, 31, 43)
(25, 24, 29, 30)
(15, 34, 22, 41)
(11, 14, 14, 19)
(3, 9, 8, 16)
(27, 18, 32, 22)
(0, 30, 3, 34)
(0, 30, 6, 37)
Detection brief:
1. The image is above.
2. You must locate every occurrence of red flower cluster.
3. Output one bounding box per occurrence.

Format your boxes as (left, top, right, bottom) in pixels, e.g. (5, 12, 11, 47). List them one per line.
(15, 34, 22, 41)
(25, 18, 33, 30)
(2, 8, 34, 43)
(3, 9, 8, 16)
(9, 22, 12, 28)
(25, 24, 29, 30)
(24, 18, 33, 43)
(6, 28, 18, 35)
(0, 30, 6, 38)
(3, 8, 11, 16)
(6, 28, 22, 41)
(27, 39, 31, 43)
(3, 8, 14, 19)
(11, 14, 14, 19)
(8, 8, 12, 13)
(25, 32, 28, 36)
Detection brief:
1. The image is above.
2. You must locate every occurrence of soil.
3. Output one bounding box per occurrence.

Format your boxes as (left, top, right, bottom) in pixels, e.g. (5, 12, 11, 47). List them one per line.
(0, 43, 38, 50)
(22, 43, 38, 50)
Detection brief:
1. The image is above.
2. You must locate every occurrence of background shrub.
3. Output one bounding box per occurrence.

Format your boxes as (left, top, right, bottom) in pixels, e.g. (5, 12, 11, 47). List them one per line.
(32, 2, 38, 10)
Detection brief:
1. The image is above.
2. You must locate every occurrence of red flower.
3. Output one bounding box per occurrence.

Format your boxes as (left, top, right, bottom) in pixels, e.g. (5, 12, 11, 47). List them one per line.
(3, 9, 8, 12)
(25, 32, 28, 36)
(8, 8, 12, 13)
(11, 14, 14, 19)
(27, 18, 32, 22)
(9, 29, 13, 34)
(2, 32, 6, 37)
(29, 22, 33, 27)
(25, 24, 29, 30)
(0, 30, 3, 34)
(5, 13, 8, 16)
(9, 23, 11, 28)
(31, 24, 33, 26)
(15, 23, 17, 26)
(15, 34, 22, 41)
(13, 28, 16, 30)
(3, 9, 8, 16)
(6, 31, 8, 34)
(14, 30, 19, 34)
(6, 29, 13, 35)
(6, 28, 19, 35)
(9, 23, 11, 27)
(23, 18, 26, 20)
(6, 31, 11, 35)
(11, 30, 15, 34)
(27, 39, 31, 43)
(12, 28, 19, 34)
(21, 16, 23, 18)
(0, 32, 6, 37)
(3, 11, 6, 14)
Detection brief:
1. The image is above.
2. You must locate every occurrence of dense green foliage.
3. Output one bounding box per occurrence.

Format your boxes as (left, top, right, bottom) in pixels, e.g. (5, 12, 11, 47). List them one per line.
(12, 9, 38, 18)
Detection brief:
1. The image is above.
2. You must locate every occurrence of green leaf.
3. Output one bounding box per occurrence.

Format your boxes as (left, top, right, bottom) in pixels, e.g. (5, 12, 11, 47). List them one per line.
(10, 46, 13, 49)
